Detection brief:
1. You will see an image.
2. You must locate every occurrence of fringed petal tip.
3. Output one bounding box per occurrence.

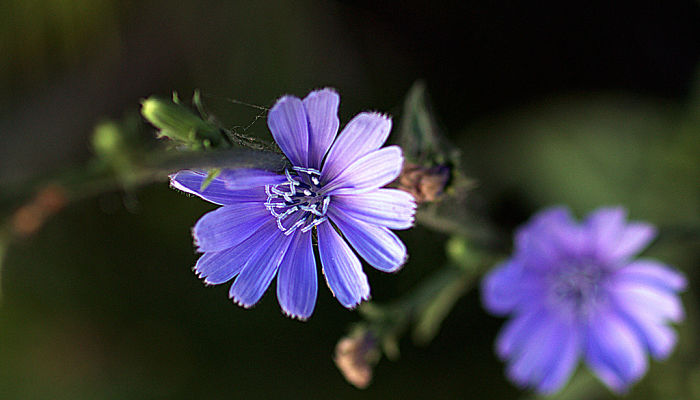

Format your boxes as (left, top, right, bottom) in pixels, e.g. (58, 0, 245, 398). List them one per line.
(169, 174, 192, 194)
(281, 309, 311, 322)
(339, 294, 372, 311)
(230, 295, 256, 309)
(360, 110, 392, 121)
(386, 254, 409, 274)
(305, 86, 339, 98)
(190, 227, 204, 253)
(321, 112, 394, 185)
(271, 94, 300, 105)
(378, 252, 409, 275)
(322, 275, 371, 310)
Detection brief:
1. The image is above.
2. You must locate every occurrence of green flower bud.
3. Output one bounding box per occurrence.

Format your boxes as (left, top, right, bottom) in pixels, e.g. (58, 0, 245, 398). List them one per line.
(141, 96, 225, 149)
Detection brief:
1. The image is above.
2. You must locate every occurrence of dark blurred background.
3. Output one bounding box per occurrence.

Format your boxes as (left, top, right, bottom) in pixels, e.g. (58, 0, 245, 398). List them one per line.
(1, 1, 699, 399)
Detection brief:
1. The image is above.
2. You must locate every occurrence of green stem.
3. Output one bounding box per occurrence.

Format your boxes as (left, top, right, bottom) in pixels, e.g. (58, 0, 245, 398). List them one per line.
(360, 261, 485, 359)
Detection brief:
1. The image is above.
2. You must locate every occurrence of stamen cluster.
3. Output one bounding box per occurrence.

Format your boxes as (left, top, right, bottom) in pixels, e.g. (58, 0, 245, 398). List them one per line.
(264, 166, 330, 235)
(549, 261, 606, 316)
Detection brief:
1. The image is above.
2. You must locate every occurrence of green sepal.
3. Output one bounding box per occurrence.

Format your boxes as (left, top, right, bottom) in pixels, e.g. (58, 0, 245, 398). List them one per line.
(201, 169, 221, 191)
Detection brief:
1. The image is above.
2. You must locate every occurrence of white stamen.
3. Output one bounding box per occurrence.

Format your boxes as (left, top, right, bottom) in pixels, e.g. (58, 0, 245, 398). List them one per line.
(300, 204, 324, 217)
(284, 169, 300, 195)
(322, 196, 330, 214)
(277, 206, 299, 220)
(293, 166, 321, 176)
(301, 216, 327, 232)
(284, 219, 306, 236)
(271, 187, 286, 196)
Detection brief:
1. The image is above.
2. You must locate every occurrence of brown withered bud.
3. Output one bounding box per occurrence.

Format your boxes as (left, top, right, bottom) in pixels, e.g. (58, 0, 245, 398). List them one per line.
(334, 329, 380, 389)
(397, 162, 451, 204)
(11, 185, 68, 237)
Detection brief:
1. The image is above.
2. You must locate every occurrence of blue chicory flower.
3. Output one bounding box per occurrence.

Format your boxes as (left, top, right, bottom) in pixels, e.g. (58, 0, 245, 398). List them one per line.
(481, 207, 686, 394)
(171, 89, 416, 320)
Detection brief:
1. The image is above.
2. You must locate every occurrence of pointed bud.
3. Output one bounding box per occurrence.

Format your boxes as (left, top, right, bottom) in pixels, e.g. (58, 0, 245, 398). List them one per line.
(141, 96, 225, 149)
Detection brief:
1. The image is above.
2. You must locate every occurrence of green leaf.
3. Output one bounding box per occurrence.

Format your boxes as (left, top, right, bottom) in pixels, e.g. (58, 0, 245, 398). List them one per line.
(460, 94, 700, 227)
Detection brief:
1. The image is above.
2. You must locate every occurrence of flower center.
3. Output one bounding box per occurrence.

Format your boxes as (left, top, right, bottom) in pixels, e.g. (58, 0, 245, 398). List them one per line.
(549, 261, 607, 316)
(264, 166, 330, 235)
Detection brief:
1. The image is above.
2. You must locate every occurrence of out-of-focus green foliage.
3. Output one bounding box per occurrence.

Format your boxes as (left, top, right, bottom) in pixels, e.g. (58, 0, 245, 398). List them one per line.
(460, 94, 700, 227)
(0, 0, 120, 94)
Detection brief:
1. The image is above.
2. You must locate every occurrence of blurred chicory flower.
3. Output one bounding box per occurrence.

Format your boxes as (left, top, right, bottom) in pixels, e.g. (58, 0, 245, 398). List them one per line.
(171, 89, 416, 320)
(481, 207, 686, 394)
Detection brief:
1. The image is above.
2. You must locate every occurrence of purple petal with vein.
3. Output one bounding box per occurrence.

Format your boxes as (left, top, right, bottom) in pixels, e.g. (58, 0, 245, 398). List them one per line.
(322, 146, 403, 195)
(277, 230, 318, 320)
(195, 219, 279, 285)
(303, 88, 340, 169)
(193, 203, 270, 252)
(330, 188, 416, 230)
(321, 112, 392, 184)
(329, 207, 406, 272)
(229, 230, 293, 307)
(171, 170, 285, 204)
(318, 222, 370, 308)
(267, 95, 309, 167)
